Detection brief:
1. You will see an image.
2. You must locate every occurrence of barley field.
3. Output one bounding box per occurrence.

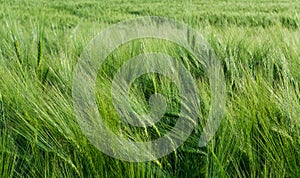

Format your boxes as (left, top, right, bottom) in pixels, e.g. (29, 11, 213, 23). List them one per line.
(0, 0, 299, 177)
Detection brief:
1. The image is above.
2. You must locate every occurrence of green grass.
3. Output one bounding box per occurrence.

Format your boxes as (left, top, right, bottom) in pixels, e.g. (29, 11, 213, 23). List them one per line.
(0, 0, 299, 177)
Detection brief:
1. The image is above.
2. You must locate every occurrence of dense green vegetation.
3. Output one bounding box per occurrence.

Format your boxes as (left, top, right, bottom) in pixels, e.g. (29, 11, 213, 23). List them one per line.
(0, 0, 299, 177)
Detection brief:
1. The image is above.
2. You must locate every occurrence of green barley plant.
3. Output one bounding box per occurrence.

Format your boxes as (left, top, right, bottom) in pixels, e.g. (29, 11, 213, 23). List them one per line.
(0, 0, 299, 177)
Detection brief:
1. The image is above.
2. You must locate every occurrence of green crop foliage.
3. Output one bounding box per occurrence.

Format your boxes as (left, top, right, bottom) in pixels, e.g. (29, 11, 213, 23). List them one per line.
(0, 0, 299, 177)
